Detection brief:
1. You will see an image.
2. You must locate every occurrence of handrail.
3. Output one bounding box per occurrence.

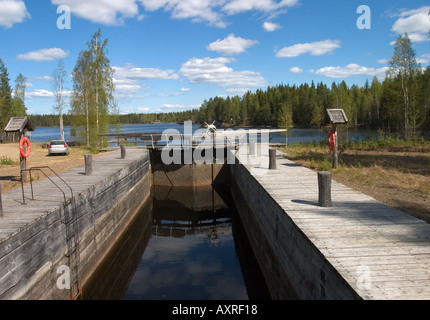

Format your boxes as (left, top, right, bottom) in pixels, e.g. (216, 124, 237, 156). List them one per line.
(20, 166, 73, 205)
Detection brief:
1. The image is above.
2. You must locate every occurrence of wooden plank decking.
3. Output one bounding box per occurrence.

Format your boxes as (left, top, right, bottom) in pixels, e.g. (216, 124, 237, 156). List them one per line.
(0, 148, 147, 242)
(238, 145, 430, 300)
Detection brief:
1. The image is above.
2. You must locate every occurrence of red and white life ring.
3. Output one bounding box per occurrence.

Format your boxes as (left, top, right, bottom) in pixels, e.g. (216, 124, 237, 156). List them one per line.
(327, 130, 336, 151)
(19, 136, 31, 158)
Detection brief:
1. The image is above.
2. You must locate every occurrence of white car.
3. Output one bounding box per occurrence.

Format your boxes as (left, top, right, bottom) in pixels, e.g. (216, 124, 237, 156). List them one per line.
(48, 140, 70, 156)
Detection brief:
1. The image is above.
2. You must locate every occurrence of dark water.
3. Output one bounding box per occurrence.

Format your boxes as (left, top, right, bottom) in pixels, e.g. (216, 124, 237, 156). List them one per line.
(82, 185, 271, 300)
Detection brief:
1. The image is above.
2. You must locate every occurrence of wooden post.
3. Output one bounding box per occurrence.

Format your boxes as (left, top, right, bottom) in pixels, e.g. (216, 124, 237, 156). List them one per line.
(332, 124, 338, 169)
(318, 171, 332, 207)
(19, 133, 27, 183)
(85, 154, 93, 175)
(249, 139, 255, 156)
(120, 144, 126, 159)
(0, 183, 3, 217)
(269, 148, 277, 170)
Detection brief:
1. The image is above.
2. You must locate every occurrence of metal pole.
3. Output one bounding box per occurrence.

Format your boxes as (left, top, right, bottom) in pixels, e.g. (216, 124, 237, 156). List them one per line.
(0, 183, 3, 217)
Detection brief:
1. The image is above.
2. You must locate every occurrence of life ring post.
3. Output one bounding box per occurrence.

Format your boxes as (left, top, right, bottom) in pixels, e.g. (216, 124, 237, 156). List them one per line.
(19, 136, 31, 182)
(331, 124, 338, 169)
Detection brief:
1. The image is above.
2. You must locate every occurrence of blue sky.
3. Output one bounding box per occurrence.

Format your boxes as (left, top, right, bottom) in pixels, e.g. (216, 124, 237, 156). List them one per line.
(1, 0, 429, 115)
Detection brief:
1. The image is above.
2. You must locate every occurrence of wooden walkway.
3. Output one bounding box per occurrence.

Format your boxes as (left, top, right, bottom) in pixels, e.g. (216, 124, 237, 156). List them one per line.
(239, 146, 430, 300)
(0, 148, 146, 242)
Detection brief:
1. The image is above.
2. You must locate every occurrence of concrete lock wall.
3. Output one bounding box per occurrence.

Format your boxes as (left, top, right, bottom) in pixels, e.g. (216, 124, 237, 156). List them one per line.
(0, 151, 151, 300)
(230, 159, 360, 300)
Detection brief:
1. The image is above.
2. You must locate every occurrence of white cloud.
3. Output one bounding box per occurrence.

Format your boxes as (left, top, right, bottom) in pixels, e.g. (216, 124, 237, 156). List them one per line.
(391, 6, 430, 43)
(113, 64, 178, 100)
(139, 0, 298, 27)
(113, 64, 179, 80)
(207, 34, 258, 55)
(289, 67, 303, 74)
(26, 89, 55, 98)
(115, 83, 145, 93)
(222, 0, 299, 15)
(139, 0, 226, 27)
(263, 21, 281, 32)
(17, 48, 69, 62)
(31, 76, 55, 82)
(51, 0, 139, 25)
(119, 106, 151, 114)
(0, 0, 30, 28)
(179, 57, 268, 91)
(417, 54, 430, 65)
(313, 64, 389, 79)
(157, 104, 201, 112)
(377, 59, 389, 65)
(276, 40, 341, 58)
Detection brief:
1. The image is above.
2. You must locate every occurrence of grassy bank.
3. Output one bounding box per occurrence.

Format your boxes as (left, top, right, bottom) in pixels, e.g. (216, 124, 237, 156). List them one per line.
(279, 136, 430, 223)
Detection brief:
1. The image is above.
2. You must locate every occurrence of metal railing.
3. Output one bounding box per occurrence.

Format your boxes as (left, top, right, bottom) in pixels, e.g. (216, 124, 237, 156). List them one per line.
(20, 166, 73, 205)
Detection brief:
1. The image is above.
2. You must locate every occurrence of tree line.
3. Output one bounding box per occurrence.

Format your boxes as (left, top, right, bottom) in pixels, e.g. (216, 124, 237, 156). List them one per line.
(0, 59, 27, 130)
(1, 31, 429, 145)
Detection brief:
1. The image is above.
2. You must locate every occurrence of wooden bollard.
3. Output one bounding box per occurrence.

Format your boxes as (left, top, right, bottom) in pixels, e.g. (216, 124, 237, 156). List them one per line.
(318, 171, 332, 207)
(85, 154, 93, 175)
(249, 139, 256, 156)
(120, 144, 126, 159)
(0, 183, 3, 217)
(269, 148, 277, 170)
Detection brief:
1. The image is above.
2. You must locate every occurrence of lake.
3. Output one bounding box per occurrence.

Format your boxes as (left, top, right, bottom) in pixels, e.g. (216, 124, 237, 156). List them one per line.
(27, 123, 380, 146)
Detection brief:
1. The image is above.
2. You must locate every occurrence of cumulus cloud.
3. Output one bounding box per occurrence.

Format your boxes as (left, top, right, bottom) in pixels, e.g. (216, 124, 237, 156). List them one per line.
(120, 106, 151, 114)
(276, 40, 341, 58)
(289, 67, 303, 74)
(313, 64, 389, 79)
(113, 64, 178, 100)
(26, 89, 55, 98)
(391, 6, 430, 43)
(51, 0, 139, 25)
(31, 76, 55, 82)
(263, 21, 281, 32)
(0, 0, 30, 28)
(113, 64, 179, 80)
(139, 0, 298, 27)
(155, 104, 200, 113)
(17, 48, 69, 62)
(207, 34, 258, 55)
(222, 0, 299, 15)
(179, 57, 268, 91)
(417, 54, 430, 65)
(139, 0, 226, 27)
(377, 59, 389, 65)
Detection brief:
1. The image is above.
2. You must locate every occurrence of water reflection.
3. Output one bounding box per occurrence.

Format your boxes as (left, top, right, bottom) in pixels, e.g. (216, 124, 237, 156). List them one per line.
(81, 185, 270, 300)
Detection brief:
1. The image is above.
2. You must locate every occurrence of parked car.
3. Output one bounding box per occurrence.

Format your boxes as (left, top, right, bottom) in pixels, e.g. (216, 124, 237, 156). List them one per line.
(48, 140, 69, 156)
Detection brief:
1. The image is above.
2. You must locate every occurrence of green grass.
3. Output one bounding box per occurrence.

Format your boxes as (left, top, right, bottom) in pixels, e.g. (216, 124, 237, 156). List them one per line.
(0, 156, 18, 165)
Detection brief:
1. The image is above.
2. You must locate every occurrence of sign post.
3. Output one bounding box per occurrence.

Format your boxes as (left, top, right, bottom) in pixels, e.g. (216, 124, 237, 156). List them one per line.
(325, 109, 348, 169)
(3, 117, 35, 182)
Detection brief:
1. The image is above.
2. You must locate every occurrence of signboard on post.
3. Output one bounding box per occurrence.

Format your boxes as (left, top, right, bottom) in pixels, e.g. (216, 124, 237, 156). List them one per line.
(3, 117, 35, 182)
(326, 109, 348, 124)
(325, 109, 348, 169)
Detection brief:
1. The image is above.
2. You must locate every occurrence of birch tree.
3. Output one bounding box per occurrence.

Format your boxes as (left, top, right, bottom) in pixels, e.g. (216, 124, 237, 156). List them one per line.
(388, 33, 419, 138)
(11, 73, 27, 117)
(53, 60, 67, 140)
(71, 29, 115, 147)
